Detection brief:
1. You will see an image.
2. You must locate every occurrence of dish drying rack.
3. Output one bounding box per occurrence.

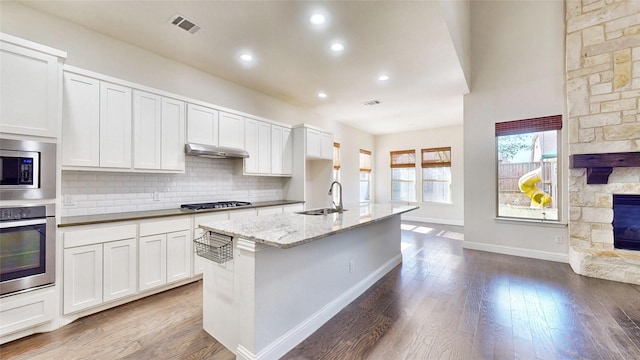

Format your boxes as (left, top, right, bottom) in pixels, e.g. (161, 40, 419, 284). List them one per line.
(194, 231, 233, 264)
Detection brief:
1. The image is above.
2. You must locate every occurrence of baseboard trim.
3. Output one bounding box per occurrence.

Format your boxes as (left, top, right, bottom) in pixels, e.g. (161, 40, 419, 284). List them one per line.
(235, 254, 403, 360)
(401, 215, 464, 227)
(463, 241, 569, 263)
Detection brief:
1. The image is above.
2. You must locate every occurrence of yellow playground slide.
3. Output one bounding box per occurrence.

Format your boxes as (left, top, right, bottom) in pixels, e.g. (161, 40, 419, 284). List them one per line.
(518, 167, 551, 207)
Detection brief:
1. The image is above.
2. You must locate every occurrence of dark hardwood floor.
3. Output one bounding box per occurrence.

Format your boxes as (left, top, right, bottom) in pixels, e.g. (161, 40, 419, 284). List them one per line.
(2, 221, 640, 359)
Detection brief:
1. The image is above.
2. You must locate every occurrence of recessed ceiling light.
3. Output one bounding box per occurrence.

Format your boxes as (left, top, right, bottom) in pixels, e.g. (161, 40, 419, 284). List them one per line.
(310, 13, 326, 25)
(378, 75, 390, 81)
(318, 92, 328, 98)
(330, 43, 345, 52)
(239, 54, 253, 62)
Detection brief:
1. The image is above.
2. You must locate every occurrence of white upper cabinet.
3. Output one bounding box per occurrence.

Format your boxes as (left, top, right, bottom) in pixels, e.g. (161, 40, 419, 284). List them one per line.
(62, 68, 185, 173)
(133, 91, 185, 171)
(282, 127, 292, 174)
(218, 112, 244, 149)
(99, 82, 132, 169)
(271, 125, 292, 176)
(62, 73, 100, 167)
(245, 118, 292, 176)
(244, 118, 259, 174)
(271, 126, 283, 174)
(305, 127, 333, 160)
(187, 104, 219, 146)
(306, 128, 321, 158)
(257, 121, 271, 174)
(133, 90, 162, 169)
(0, 34, 66, 138)
(244, 118, 271, 175)
(161, 98, 186, 171)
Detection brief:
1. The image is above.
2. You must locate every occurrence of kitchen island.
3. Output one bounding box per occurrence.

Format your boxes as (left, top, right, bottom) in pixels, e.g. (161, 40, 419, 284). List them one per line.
(197, 203, 417, 360)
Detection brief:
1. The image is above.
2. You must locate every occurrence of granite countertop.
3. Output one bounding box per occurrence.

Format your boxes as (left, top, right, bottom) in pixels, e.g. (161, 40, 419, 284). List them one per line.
(59, 200, 305, 227)
(198, 203, 418, 249)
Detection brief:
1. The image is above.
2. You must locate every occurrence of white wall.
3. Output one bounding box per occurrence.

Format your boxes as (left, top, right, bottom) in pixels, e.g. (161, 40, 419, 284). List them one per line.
(374, 125, 464, 225)
(463, 0, 569, 262)
(0, 2, 374, 206)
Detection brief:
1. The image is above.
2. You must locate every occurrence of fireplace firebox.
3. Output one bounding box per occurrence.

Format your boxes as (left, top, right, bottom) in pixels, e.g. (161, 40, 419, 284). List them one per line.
(613, 194, 640, 251)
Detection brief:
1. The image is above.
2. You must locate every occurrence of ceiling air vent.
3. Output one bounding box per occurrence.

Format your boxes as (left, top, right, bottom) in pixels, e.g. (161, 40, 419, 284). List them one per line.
(362, 99, 381, 106)
(169, 14, 202, 34)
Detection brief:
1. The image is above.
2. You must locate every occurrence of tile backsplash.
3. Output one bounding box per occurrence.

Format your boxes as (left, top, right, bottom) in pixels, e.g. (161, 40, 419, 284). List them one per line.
(62, 156, 285, 217)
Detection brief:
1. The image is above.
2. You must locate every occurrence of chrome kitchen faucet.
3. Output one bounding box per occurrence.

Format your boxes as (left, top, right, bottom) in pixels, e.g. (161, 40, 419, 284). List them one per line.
(328, 181, 344, 213)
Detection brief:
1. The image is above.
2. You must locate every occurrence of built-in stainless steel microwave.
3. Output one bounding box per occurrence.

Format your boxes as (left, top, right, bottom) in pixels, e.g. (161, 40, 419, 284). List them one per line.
(0, 139, 56, 201)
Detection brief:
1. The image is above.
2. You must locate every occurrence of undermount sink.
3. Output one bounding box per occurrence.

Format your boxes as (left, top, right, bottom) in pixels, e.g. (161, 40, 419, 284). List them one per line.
(296, 208, 347, 216)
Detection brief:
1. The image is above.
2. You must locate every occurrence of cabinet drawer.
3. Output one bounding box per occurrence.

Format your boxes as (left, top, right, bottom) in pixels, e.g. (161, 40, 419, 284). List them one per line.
(64, 224, 137, 248)
(0, 289, 54, 336)
(139, 217, 191, 236)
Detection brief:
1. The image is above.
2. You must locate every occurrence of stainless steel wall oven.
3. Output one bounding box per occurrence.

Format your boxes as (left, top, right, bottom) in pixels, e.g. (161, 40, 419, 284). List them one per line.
(0, 203, 56, 296)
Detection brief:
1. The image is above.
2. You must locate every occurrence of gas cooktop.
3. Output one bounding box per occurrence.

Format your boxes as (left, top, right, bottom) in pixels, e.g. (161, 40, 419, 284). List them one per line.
(180, 201, 252, 211)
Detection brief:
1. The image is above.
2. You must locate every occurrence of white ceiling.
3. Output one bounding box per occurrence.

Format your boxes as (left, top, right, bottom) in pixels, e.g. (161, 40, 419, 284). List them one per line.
(21, 0, 469, 135)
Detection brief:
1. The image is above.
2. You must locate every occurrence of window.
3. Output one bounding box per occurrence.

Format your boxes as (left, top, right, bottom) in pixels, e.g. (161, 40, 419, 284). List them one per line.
(390, 150, 416, 202)
(496, 115, 562, 221)
(359, 149, 371, 202)
(422, 147, 451, 203)
(333, 142, 341, 204)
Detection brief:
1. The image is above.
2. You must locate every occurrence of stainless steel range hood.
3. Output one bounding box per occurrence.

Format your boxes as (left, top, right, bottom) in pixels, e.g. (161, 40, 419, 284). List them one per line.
(185, 143, 249, 159)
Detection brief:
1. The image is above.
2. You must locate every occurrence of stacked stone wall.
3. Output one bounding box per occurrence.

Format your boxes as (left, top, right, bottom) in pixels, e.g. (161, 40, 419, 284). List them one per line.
(566, 0, 640, 284)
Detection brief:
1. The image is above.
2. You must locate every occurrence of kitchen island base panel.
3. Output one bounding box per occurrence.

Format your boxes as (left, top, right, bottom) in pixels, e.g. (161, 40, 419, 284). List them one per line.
(202, 215, 402, 360)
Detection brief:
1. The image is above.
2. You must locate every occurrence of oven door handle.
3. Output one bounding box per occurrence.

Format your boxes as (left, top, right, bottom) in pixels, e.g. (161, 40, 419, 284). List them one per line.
(0, 218, 47, 228)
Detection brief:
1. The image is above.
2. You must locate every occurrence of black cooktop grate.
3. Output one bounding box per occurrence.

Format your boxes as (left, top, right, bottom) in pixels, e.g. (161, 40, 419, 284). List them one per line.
(180, 201, 252, 211)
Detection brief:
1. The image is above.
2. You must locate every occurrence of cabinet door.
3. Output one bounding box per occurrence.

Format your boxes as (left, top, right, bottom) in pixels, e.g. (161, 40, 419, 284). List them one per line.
(229, 208, 257, 219)
(167, 230, 191, 283)
(133, 90, 162, 169)
(282, 127, 293, 175)
(139, 234, 167, 291)
(258, 121, 271, 174)
(306, 128, 321, 158)
(283, 204, 304, 213)
(244, 118, 259, 173)
(320, 132, 333, 160)
(161, 98, 186, 171)
(187, 104, 218, 146)
(100, 82, 132, 168)
(219, 112, 244, 149)
(0, 41, 60, 138)
(63, 244, 103, 314)
(257, 206, 282, 216)
(271, 126, 283, 175)
(103, 238, 137, 302)
(62, 73, 100, 167)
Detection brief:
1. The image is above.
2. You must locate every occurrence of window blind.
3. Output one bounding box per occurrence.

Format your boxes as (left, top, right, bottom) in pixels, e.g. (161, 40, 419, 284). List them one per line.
(390, 150, 416, 168)
(359, 149, 371, 172)
(495, 115, 562, 136)
(421, 147, 451, 168)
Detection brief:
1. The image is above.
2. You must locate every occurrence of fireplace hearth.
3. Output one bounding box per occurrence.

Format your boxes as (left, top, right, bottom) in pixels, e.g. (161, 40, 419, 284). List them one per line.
(613, 194, 640, 251)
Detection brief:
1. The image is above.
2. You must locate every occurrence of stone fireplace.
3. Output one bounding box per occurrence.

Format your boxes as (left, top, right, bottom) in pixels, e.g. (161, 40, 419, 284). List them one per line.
(566, 0, 640, 285)
(613, 194, 640, 250)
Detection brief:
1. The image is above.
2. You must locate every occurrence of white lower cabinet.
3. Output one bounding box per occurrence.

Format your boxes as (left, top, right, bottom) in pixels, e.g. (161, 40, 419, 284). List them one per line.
(103, 239, 137, 302)
(0, 287, 55, 338)
(139, 218, 192, 291)
(139, 234, 167, 291)
(63, 224, 137, 314)
(63, 244, 103, 314)
(283, 204, 304, 213)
